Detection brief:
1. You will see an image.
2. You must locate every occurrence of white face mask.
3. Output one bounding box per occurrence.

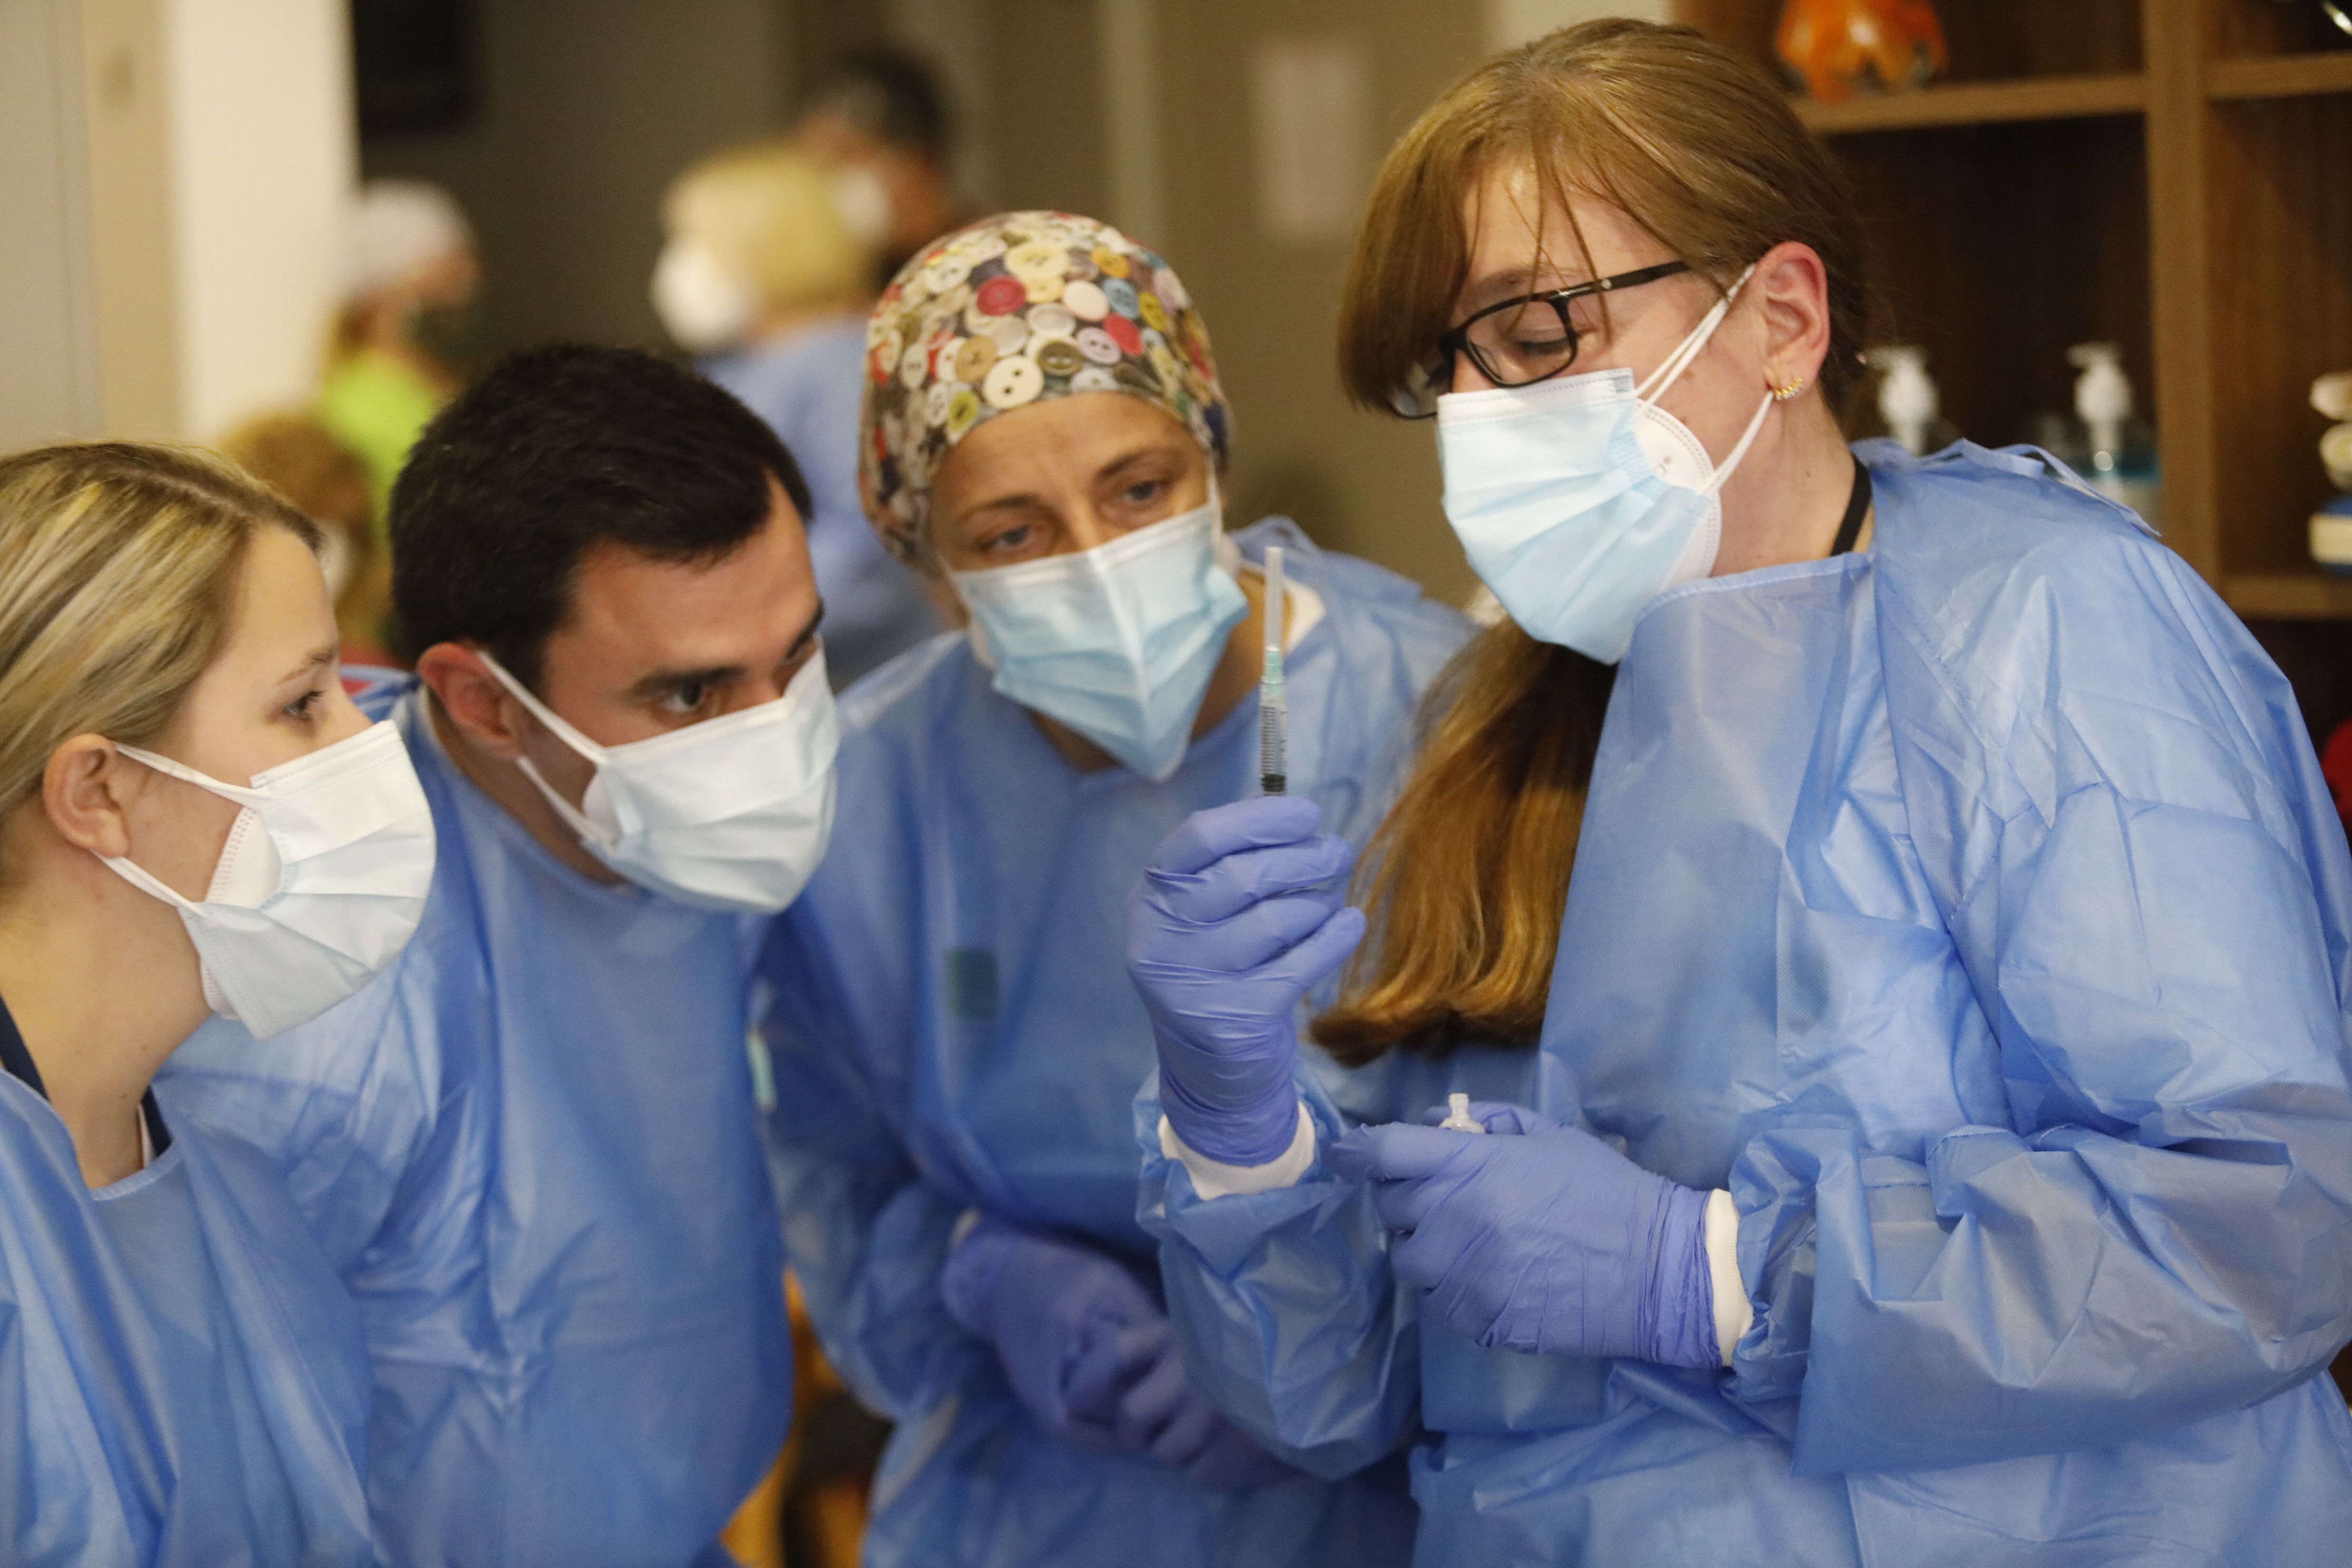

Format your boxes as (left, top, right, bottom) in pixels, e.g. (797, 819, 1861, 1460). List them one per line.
(101, 721, 437, 1040)
(651, 236, 759, 354)
(830, 165, 894, 251)
(479, 650, 840, 914)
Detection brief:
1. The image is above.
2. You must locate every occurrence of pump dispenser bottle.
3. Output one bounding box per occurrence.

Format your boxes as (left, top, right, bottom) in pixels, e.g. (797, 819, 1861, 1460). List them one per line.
(2067, 343, 2161, 531)
(1867, 345, 1944, 456)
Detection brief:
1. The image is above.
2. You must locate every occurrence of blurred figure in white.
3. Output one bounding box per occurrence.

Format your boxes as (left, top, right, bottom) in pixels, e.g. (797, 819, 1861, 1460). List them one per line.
(793, 50, 964, 285)
(656, 141, 942, 686)
(321, 180, 482, 521)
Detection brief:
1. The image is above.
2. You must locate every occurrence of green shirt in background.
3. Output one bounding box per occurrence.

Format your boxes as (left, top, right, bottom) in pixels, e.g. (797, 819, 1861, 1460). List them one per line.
(318, 349, 444, 534)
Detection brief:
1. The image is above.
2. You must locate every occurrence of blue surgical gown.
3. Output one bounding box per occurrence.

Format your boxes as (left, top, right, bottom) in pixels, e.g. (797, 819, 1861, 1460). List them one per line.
(758, 519, 1468, 1567)
(0, 1079, 374, 1565)
(158, 681, 790, 1568)
(704, 318, 943, 686)
(1140, 444, 2352, 1566)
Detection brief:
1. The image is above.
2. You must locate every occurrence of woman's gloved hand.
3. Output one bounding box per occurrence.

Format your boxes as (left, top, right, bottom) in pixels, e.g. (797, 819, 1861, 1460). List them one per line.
(939, 1216, 1164, 1452)
(1068, 1318, 1300, 1490)
(940, 1216, 1296, 1486)
(1126, 797, 1365, 1166)
(1328, 1101, 1720, 1368)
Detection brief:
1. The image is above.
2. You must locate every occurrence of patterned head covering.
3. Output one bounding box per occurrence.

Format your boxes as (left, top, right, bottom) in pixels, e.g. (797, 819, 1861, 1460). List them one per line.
(859, 211, 1231, 564)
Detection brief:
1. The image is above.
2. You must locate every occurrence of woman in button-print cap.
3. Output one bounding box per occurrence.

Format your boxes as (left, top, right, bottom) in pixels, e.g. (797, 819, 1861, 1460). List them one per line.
(756, 209, 1472, 1568)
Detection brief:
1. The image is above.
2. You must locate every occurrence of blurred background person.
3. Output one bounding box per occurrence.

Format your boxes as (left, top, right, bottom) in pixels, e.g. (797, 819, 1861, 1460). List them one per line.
(320, 180, 482, 523)
(656, 140, 943, 687)
(216, 413, 396, 667)
(791, 49, 965, 287)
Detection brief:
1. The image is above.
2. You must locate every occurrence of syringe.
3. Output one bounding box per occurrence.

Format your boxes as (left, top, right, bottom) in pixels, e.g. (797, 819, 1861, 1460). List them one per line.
(1259, 546, 1287, 795)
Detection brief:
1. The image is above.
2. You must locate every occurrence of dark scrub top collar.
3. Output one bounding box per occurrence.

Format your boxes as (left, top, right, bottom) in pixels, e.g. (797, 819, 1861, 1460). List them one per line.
(0, 991, 171, 1156)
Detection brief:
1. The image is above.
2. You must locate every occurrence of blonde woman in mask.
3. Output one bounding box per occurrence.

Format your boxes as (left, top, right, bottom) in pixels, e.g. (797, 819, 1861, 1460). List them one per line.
(1125, 21, 2352, 1567)
(656, 140, 943, 684)
(0, 443, 435, 1565)
(756, 211, 1469, 1567)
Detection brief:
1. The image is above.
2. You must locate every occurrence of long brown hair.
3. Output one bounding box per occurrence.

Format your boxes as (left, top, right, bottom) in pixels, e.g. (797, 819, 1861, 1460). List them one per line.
(1314, 19, 1866, 1064)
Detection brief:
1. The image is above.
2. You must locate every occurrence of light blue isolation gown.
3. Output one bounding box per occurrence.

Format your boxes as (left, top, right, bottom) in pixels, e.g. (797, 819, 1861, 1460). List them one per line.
(757, 520, 1469, 1568)
(1140, 443, 2352, 1566)
(705, 318, 943, 687)
(0, 1071, 374, 1565)
(158, 680, 790, 1568)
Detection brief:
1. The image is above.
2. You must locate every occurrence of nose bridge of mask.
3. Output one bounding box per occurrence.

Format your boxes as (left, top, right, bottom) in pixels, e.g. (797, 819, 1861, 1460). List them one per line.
(950, 482, 1229, 671)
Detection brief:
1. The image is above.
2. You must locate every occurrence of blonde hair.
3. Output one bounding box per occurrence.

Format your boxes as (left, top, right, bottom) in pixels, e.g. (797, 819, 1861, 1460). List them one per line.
(1316, 20, 1866, 1063)
(665, 140, 870, 315)
(0, 443, 320, 829)
(217, 411, 386, 646)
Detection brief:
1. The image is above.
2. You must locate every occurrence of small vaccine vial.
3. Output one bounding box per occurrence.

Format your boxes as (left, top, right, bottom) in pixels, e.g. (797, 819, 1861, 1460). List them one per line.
(1438, 1092, 1484, 1133)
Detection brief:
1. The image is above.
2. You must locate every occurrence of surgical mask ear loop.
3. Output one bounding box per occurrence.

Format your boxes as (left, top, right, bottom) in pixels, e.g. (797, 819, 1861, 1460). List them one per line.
(1629, 262, 1776, 498)
(1634, 263, 1759, 406)
(475, 654, 621, 849)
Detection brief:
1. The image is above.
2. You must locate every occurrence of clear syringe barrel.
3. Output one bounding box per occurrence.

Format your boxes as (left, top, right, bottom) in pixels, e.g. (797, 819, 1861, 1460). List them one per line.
(1259, 546, 1287, 795)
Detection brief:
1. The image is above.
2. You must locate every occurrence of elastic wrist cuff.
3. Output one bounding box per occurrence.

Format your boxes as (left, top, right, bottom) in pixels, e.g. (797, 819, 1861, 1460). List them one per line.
(1161, 1102, 1316, 1200)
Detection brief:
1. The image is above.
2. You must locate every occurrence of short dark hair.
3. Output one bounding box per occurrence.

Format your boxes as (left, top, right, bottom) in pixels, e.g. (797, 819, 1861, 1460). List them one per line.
(800, 50, 951, 162)
(390, 344, 811, 685)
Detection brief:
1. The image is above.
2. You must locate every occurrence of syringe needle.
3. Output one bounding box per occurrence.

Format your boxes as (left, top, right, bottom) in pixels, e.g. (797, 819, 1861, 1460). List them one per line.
(1259, 546, 1288, 796)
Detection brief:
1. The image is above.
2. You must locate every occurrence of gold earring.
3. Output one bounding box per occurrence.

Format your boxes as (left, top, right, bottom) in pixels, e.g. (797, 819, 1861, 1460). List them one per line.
(1771, 375, 1808, 402)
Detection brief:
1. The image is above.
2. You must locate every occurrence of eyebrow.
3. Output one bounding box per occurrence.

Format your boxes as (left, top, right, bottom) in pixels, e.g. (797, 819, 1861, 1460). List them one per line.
(276, 643, 338, 685)
(623, 601, 827, 702)
(1094, 445, 1185, 486)
(953, 445, 1180, 526)
(1457, 264, 1596, 318)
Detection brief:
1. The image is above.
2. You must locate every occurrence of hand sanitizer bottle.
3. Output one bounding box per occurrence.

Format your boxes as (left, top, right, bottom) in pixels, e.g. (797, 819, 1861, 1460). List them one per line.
(2068, 343, 2162, 533)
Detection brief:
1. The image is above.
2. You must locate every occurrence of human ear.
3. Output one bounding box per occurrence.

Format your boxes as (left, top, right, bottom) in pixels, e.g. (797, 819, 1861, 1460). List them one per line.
(416, 643, 528, 761)
(42, 736, 139, 859)
(1752, 241, 1832, 397)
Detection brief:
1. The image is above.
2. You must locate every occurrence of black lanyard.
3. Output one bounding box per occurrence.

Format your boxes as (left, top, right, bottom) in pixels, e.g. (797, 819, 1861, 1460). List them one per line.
(0, 991, 171, 1157)
(1830, 455, 1873, 558)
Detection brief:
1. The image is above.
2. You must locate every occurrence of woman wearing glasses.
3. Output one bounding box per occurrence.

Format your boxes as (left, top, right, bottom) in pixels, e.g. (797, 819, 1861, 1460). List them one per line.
(1126, 20, 2352, 1567)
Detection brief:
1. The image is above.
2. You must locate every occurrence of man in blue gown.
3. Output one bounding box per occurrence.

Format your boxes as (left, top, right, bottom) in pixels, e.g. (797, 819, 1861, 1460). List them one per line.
(161, 345, 842, 1568)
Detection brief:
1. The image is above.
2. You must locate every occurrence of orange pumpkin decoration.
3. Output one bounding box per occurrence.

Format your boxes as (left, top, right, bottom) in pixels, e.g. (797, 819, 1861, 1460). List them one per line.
(1775, 0, 1949, 104)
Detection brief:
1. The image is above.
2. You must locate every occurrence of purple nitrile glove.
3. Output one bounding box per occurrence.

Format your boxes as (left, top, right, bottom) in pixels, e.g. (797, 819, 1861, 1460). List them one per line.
(1069, 1318, 1299, 1490)
(939, 1217, 1165, 1453)
(1126, 797, 1365, 1167)
(1328, 1101, 1719, 1368)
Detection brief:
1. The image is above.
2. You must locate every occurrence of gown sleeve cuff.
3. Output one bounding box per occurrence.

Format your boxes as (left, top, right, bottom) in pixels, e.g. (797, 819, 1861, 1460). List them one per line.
(1705, 1188, 1751, 1367)
(1160, 1102, 1317, 1200)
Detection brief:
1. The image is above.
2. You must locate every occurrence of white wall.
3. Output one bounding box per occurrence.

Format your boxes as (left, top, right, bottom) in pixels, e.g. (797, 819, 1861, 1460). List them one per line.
(362, 0, 789, 354)
(0, 0, 104, 450)
(161, 0, 357, 439)
(1484, 0, 1670, 49)
(2, 0, 357, 449)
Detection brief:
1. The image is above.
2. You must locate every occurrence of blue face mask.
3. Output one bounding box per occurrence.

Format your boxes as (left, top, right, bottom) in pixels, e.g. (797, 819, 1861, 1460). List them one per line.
(950, 493, 1249, 781)
(1435, 266, 1773, 663)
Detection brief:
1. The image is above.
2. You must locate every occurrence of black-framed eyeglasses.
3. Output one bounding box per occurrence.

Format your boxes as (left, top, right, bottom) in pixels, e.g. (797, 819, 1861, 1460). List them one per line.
(1389, 260, 1692, 419)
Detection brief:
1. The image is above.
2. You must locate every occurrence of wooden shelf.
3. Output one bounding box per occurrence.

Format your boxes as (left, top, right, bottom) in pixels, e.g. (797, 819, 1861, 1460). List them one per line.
(2223, 573, 2352, 619)
(1796, 73, 2147, 135)
(2206, 52, 2352, 102)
